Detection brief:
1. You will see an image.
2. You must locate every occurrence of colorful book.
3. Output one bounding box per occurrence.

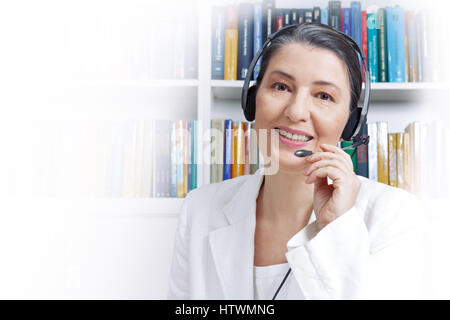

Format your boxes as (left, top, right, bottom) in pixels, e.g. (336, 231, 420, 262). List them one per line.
(328, 1, 341, 31)
(367, 6, 379, 82)
(211, 6, 226, 80)
(237, 2, 254, 80)
(376, 121, 389, 184)
(297, 9, 305, 24)
(232, 121, 244, 178)
(396, 133, 404, 189)
(211, 119, 225, 183)
(176, 120, 184, 197)
(351, 1, 362, 48)
(313, 7, 321, 23)
(183, 120, 188, 196)
(304, 9, 313, 23)
(262, 0, 275, 44)
(274, 8, 284, 31)
(342, 8, 351, 36)
(290, 8, 298, 25)
(224, 4, 238, 80)
(386, 6, 406, 82)
(320, 8, 328, 25)
(361, 10, 368, 76)
(187, 121, 192, 193)
(406, 11, 418, 82)
(388, 133, 398, 187)
(253, 2, 263, 80)
(223, 119, 233, 180)
(244, 122, 251, 175)
(377, 8, 388, 82)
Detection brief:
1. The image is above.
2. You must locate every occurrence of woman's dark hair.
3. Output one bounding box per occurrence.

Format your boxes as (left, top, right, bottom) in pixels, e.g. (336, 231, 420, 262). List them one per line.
(255, 23, 363, 112)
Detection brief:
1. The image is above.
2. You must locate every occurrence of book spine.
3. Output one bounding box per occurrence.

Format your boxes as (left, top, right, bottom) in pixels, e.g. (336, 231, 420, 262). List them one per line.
(211, 6, 226, 80)
(244, 122, 251, 175)
(320, 8, 328, 25)
(170, 120, 177, 197)
(351, 1, 362, 48)
(290, 8, 298, 25)
(183, 120, 188, 196)
(304, 9, 313, 23)
(407, 11, 418, 82)
(313, 6, 321, 23)
(361, 10, 368, 67)
(275, 8, 284, 31)
(224, 5, 238, 80)
(250, 123, 259, 174)
(283, 8, 291, 25)
(238, 2, 254, 80)
(395, 7, 406, 82)
(253, 2, 262, 80)
(340, 8, 343, 32)
(377, 8, 388, 82)
(210, 120, 218, 184)
(396, 132, 404, 189)
(388, 133, 398, 187)
(356, 125, 369, 178)
(187, 121, 192, 193)
(377, 122, 389, 184)
(217, 120, 224, 182)
(367, 8, 379, 82)
(232, 121, 244, 178)
(342, 8, 351, 36)
(328, 1, 341, 31)
(192, 119, 198, 190)
(223, 119, 233, 180)
(403, 130, 411, 192)
(176, 120, 184, 197)
(367, 122, 378, 180)
(262, 0, 275, 44)
(298, 9, 305, 24)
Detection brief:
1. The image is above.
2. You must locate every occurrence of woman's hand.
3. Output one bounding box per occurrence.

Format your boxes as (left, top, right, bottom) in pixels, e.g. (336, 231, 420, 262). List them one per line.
(303, 143, 361, 230)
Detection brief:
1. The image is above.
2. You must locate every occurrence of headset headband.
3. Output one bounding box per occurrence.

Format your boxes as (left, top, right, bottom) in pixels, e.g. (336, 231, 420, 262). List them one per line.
(241, 23, 370, 143)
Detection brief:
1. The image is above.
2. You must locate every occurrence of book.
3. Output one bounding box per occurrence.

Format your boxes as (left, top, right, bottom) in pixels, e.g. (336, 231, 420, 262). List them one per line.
(313, 7, 321, 23)
(187, 121, 192, 193)
(253, 2, 263, 80)
(251, 123, 259, 174)
(297, 9, 305, 24)
(342, 8, 351, 36)
(262, 0, 275, 44)
(304, 9, 313, 23)
(396, 133, 404, 189)
(224, 4, 238, 80)
(211, 6, 226, 80)
(367, 122, 378, 181)
(169, 120, 177, 197)
(274, 8, 284, 31)
(176, 120, 184, 197)
(320, 8, 328, 25)
(290, 8, 298, 25)
(361, 10, 368, 74)
(376, 122, 389, 184)
(211, 119, 225, 183)
(223, 119, 233, 180)
(388, 133, 398, 187)
(232, 121, 244, 178)
(377, 8, 388, 82)
(237, 2, 254, 80)
(283, 8, 291, 25)
(351, 1, 362, 48)
(244, 122, 251, 175)
(402, 129, 411, 192)
(406, 11, 418, 82)
(328, 1, 341, 31)
(367, 6, 379, 82)
(386, 6, 406, 82)
(192, 119, 198, 190)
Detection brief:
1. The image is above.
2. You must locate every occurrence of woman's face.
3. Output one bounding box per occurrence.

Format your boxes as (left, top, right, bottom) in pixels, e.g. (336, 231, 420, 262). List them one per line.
(255, 42, 352, 174)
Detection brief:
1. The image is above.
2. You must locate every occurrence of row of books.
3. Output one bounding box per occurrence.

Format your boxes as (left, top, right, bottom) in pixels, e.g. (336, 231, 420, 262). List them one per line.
(212, 0, 446, 83)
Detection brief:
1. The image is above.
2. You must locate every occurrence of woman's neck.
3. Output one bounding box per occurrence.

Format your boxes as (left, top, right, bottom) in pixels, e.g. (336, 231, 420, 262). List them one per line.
(257, 170, 314, 228)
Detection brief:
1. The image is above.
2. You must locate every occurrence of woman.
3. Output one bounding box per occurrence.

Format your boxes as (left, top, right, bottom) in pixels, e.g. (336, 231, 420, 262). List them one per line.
(167, 23, 424, 299)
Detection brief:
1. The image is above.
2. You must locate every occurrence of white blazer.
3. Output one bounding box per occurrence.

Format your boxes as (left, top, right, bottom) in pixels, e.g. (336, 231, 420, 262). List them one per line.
(167, 169, 425, 299)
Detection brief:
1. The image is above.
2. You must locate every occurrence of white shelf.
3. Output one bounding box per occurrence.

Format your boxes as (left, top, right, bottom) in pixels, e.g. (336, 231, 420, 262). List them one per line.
(210, 80, 450, 102)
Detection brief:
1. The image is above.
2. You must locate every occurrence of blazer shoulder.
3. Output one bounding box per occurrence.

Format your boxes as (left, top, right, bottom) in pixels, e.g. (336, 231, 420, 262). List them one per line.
(356, 176, 424, 252)
(183, 174, 255, 227)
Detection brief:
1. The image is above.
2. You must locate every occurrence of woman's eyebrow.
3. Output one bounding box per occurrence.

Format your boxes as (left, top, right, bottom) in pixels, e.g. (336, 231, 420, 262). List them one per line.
(313, 80, 341, 93)
(269, 70, 296, 81)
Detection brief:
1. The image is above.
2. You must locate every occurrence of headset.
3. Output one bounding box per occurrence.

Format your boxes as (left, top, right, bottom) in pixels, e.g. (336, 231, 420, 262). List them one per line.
(241, 22, 370, 152)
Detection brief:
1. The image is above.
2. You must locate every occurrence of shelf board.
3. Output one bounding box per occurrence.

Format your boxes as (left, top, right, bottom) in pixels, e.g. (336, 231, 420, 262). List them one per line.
(211, 80, 450, 102)
(2, 196, 184, 217)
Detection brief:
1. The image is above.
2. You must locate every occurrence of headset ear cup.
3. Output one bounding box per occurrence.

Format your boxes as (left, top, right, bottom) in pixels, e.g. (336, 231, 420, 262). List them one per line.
(342, 108, 361, 140)
(244, 85, 257, 122)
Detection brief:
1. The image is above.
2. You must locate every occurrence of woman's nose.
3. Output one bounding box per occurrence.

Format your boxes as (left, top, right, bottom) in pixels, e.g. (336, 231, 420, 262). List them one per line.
(283, 89, 311, 122)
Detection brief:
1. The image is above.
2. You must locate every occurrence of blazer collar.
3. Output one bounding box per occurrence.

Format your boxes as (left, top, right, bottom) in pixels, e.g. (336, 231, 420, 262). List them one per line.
(208, 169, 265, 299)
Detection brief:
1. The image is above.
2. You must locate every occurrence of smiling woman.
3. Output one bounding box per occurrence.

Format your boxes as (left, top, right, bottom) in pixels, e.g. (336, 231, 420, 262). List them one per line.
(167, 23, 425, 300)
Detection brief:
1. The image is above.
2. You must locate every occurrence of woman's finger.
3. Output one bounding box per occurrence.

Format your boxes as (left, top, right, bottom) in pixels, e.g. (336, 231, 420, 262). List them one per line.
(304, 159, 344, 176)
(306, 150, 353, 172)
(305, 166, 343, 185)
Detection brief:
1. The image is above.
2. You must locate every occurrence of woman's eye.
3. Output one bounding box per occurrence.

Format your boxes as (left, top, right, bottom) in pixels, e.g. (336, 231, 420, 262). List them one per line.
(273, 82, 289, 92)
(317, 92, 333, 101)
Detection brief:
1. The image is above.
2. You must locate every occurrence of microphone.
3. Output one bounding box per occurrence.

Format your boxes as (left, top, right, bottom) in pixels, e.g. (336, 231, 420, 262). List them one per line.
(294, 135, 370, 158)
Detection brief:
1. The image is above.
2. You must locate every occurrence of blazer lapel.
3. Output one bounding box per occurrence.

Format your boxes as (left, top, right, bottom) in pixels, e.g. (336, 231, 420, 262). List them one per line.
(208, 170, 265, 299)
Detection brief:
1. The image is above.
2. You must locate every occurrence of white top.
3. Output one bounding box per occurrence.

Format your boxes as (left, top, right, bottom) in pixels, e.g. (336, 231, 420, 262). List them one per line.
(253, 263, 305, 300)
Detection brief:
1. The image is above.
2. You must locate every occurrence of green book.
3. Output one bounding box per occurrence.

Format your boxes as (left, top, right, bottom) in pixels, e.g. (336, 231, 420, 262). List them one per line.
(377, 8, 388, 82)
(341, 140, 357, 173)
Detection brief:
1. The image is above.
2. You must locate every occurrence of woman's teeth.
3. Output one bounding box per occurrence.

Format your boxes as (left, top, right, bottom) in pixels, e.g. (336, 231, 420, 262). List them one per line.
(276, 129, 312, 142)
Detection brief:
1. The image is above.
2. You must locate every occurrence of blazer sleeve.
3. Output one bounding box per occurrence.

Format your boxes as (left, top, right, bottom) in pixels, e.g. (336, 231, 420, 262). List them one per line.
(285, 190, 425, 299)
(167, 196, 191, 300)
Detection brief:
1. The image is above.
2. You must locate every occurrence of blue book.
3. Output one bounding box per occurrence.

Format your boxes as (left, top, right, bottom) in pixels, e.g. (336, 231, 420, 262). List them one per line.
(367, 9, 378, 82)
(386, 7, 406, 82)
(211, 6, 226, 79)
(253, 2, 262, 80)
(342, 8, 351, 36)
(237, 2, 254, 80)
(320, 8, 328, 25)
(351, 1, 362, 48)
(223, 119, 233, 180)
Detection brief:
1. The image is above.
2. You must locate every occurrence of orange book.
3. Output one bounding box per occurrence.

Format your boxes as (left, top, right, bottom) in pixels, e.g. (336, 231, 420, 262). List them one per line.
(377, 122, 389, 184)
(232, 121, 244, 178)
(224, 5, 238, 80)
